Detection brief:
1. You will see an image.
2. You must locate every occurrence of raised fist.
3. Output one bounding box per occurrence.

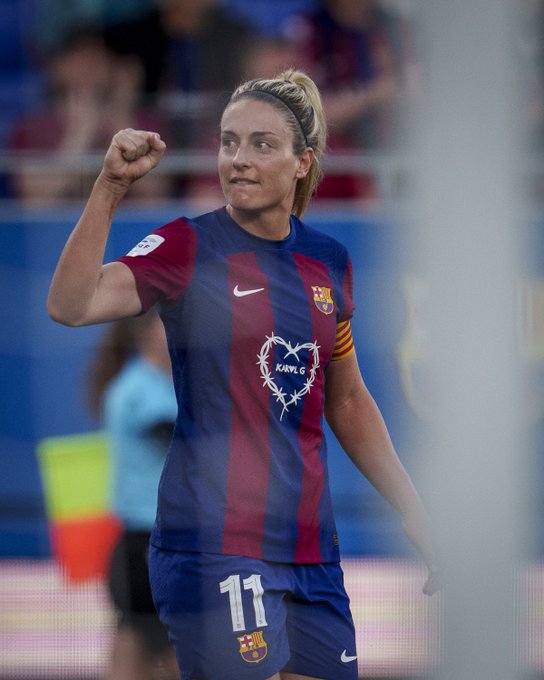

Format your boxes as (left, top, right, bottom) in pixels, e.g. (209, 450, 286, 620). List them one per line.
(100, 128, 166, 190)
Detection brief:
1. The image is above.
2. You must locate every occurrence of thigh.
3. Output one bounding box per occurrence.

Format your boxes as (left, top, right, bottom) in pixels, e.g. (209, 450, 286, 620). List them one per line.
(282, 563, 358, 680)
(149, 548, 291, 680)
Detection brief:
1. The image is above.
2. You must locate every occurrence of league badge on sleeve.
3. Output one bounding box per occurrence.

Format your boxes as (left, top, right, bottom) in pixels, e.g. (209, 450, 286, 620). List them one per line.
(237, 630, 268, 664)
(126, 234, 165, 257)
(311, 286, 334, 315)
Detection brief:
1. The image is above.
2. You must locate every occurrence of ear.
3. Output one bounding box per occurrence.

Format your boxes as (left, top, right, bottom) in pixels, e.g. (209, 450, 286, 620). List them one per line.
(295, 147, 314, 179)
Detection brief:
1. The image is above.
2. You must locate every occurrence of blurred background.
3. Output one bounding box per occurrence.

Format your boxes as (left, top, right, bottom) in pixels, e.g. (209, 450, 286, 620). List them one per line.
(0, 0, 543, 678)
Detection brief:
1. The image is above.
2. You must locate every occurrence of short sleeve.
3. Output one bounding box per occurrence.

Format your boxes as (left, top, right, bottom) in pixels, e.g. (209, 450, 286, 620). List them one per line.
(116, 217, 198, 311)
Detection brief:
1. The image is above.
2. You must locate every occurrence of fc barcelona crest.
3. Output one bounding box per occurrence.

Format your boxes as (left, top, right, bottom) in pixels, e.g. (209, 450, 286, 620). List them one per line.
(311, 286, 334, 315)
(237, 630, 268, 664)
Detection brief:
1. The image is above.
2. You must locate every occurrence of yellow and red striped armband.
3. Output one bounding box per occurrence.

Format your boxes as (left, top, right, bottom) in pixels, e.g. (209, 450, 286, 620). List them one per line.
(331, 320, 355, 361)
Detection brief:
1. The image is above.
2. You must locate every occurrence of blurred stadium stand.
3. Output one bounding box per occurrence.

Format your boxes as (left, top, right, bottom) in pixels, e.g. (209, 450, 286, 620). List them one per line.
(225, 0, 318, 34)
(0, 0, 40, 139)
(0, 0, 43, 199)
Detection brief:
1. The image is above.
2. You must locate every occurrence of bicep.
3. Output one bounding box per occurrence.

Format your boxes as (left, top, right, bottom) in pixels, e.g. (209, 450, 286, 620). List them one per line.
(85, 261, 143, 324)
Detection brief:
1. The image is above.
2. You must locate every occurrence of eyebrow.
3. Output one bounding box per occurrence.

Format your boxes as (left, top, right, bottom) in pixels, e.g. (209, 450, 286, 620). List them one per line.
(220, 130, 280, 138)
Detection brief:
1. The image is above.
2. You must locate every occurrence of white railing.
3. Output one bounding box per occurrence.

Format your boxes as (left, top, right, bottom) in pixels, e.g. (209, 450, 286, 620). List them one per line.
(0, 150, 542, 212)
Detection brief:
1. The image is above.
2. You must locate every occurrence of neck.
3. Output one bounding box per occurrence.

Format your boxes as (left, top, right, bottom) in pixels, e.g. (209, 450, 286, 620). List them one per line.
(226, 204, 292, 241)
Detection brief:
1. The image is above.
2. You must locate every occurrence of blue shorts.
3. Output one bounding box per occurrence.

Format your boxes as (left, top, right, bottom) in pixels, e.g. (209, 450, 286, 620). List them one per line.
(149, 548, 358, 680)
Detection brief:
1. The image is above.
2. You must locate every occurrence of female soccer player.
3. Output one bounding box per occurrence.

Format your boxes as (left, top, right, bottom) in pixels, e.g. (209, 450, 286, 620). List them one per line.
(48, 69, 439, 680)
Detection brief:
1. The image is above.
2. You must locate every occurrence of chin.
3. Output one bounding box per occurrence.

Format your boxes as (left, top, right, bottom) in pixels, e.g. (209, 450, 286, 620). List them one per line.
(228, 197, 262, 212)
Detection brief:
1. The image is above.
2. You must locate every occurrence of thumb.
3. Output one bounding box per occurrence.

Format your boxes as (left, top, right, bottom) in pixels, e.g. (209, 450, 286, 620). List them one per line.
(149, 132, 166, 153)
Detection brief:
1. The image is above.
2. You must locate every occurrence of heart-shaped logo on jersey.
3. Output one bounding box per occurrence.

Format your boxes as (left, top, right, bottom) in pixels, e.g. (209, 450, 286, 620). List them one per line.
(257, 333, 320, 420)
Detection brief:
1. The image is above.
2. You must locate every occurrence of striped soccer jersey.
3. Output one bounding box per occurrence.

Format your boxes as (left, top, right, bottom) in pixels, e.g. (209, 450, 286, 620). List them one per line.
(117, 207, 355, 564)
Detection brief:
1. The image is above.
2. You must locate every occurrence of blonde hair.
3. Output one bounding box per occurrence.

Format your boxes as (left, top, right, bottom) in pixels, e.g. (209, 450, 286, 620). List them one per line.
(228, 69, 327, 217)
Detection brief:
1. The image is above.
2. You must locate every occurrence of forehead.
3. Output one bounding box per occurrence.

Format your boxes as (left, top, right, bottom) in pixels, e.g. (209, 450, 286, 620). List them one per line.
(221, 97, 292, 135)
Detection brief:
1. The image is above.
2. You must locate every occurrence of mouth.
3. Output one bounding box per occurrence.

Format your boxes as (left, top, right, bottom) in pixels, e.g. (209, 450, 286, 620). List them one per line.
(230, 178, 258, 186)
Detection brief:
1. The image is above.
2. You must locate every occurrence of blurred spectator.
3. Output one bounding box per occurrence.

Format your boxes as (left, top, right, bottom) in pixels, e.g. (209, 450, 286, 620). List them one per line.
(285, 0, 420, 202)
(32, 0, 166, 97)
(223, 0, 318, 36)
(87, 310, 178, 680)
(0, 0, 44, 198)
(180, 34, 302, 203)
(7, 29, 171, 205)
(158, 0, 253, 149)
(153, 0, 254, 200)
(241, 35, 301, 81)
(102, 9, 167, 100)
(32, 0, 157, 53)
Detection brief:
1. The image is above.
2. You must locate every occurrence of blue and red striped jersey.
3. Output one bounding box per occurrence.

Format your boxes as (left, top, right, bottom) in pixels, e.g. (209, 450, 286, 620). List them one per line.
(117, 207, 355, 564)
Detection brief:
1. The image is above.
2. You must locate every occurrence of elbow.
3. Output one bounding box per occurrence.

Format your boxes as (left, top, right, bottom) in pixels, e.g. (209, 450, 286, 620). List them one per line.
(47, 296, 85, 327)
(48, 308, 80, 327)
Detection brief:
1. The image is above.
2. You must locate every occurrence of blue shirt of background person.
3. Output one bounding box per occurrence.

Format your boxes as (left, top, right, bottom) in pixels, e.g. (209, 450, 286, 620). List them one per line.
(104, 355, 177, 529)
(87, 310, 177, 531)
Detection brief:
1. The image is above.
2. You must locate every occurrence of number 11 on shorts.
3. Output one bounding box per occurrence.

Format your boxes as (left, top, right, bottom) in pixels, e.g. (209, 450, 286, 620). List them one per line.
(219, 574, 268, 632)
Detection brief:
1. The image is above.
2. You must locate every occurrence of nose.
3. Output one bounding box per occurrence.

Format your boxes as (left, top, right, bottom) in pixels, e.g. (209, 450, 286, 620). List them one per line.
(232, 145, 250, 168)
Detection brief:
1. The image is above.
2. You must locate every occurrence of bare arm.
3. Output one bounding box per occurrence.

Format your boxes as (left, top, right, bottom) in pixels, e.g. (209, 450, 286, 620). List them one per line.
(325, 351, 440, 594)
(47, 129, 166, 326)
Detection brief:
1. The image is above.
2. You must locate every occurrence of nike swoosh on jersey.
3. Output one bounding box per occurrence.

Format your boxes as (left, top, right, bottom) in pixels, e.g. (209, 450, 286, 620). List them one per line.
(233, 285, 265, 297)
(341, 650, 358, 663)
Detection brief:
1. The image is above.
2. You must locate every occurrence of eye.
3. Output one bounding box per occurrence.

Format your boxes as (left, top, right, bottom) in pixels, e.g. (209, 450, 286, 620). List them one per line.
(255, 140, 272, 151)
(221, 137, 237, 150)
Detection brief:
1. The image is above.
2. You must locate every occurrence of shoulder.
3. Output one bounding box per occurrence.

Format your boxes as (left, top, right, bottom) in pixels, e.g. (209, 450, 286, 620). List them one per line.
(293, 216, 351, 266)
(154, 215, 198, 237)
(124, 216, 200, 259)
(153, 209, 221, 239)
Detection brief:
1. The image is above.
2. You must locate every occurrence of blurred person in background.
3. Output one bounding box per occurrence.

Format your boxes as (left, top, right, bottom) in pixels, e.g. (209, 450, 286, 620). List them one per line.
(8, 28, 171, 205)
(157, 0, 253, 150)
(285, 0, 420, 203)
(242, 35, 302, 82)
(184, 34, 302, 203)
(31, 0, 166, 98)
(87, 309, 178, 680)
(47, 66, 439, 679)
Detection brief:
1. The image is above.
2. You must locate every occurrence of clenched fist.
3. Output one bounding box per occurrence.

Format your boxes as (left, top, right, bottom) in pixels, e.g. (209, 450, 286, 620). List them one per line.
(99, 128, 166, 193)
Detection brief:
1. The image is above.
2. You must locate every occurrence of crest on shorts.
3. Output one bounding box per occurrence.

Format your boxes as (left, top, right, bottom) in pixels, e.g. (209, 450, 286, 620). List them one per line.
(237, 630, 268, 664)
(311, 286, 334, 315)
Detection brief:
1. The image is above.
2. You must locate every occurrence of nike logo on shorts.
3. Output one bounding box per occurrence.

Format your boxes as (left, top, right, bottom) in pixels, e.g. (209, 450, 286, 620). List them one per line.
(341, 650, 358, 663)
(233, 285, 265, 297)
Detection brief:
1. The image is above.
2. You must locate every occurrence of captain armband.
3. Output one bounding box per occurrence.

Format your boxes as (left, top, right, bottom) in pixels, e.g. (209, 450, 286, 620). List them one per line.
(331, 320, 355, 361)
